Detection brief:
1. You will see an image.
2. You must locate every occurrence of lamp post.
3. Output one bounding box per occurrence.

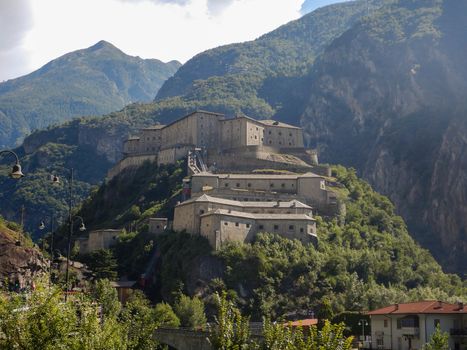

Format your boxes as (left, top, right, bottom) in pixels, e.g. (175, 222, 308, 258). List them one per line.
(50, 168, 86, 301)
(358, 319, 369, 347)
(0, 149, 24, 179)
(39, 214, 59, 287)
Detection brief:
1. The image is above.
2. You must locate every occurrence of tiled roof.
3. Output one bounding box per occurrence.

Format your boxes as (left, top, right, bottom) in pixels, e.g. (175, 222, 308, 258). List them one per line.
(286, 319, 319, 327)
(200, 208, 315, 221)
(177, 194, 311, 209)
(259, 119, 301, 129)
(367, 301, 467, 315)
(193, 172, 322, 180)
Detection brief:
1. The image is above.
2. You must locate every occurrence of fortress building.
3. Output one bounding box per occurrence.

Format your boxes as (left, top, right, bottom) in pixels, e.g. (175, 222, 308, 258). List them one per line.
(107, 110, 342, 249)
(108, 111, 327, 178)
(173, 194, 317, 249)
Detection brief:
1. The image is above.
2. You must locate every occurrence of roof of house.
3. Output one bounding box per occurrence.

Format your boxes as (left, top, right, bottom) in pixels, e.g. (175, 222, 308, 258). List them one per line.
(142, 125, 165, 130)
(193, 172, 322, 180)
(200, 208, 315, 221)
(259, 119, 301, 129)
(286, 319, 319, 327)
(367, 301, 467, 315)
(176, 194, 311, 209)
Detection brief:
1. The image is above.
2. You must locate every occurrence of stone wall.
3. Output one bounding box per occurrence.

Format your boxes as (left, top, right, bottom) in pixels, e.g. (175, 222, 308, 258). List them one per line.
(107, 154, 157, 179)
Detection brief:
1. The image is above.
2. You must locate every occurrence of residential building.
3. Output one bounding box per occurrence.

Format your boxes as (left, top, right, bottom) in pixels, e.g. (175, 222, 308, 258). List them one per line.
(368, 300, 467, 350)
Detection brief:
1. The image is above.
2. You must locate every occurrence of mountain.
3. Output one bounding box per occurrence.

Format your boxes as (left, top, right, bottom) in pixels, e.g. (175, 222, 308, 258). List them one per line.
(0, 1, 377, 236)
(0, 40, 181, 148)
(299, 0, 467, 274)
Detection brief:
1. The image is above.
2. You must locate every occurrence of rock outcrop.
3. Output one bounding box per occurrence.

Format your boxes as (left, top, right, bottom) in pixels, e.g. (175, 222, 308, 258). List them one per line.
(0, 221, 48, 289)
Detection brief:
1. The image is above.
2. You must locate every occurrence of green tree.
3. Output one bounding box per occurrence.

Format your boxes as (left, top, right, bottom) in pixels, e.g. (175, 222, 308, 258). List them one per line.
(173, 294, 207, 329)
(154, 302, 181, 328)
(83, 249, 118, 280)
(91, 279, 121, 319)
(208, 292, 253, 350)
(120, 290, 158, 350)
(423, 324, 449, 350)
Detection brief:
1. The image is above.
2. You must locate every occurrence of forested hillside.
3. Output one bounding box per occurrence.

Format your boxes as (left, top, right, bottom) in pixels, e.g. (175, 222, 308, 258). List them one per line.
(0, 40, 180, 148)
(64, 161, 466, 319)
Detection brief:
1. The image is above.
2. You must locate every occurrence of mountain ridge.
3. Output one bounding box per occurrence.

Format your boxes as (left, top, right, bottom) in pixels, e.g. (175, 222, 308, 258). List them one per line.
(0, 41, 181, 148)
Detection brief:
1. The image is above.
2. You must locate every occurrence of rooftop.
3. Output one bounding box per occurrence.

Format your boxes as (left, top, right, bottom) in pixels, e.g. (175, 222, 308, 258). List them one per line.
(193, 172, 322, 180)
(142, 125, 165, 130)
(367, 301, 467, 315)
(200, 208, 315, 221)
(177, 194, 312, 209)
(259, 119, 301, 129)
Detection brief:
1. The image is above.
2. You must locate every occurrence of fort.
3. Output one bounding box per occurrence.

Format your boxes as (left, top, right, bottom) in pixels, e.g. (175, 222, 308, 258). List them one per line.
(107, 110, 340, 249)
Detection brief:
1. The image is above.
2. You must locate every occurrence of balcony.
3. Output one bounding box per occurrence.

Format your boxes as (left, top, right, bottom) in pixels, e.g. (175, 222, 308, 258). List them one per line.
(401, 327, 420, 336)
(450, 328, 467, 337)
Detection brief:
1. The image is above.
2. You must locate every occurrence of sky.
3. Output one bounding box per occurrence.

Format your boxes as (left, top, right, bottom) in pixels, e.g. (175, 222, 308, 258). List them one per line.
(0, 0, 345, 82)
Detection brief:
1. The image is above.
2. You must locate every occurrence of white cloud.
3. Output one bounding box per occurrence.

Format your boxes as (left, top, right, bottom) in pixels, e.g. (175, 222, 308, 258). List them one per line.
(7, 0, 304, 80)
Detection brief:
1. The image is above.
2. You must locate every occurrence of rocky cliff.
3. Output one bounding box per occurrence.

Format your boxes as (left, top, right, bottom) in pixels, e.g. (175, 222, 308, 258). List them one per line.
(300, 0, 467, 273)
(0, 219, 48, 289)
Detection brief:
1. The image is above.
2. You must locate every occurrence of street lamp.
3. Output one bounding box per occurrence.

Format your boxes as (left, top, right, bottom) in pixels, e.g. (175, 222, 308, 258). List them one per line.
(358, 319, 369, 345)
(39, 215, 60, 286)
(0, 149, 24, 179)
(49, 168, 86, 301)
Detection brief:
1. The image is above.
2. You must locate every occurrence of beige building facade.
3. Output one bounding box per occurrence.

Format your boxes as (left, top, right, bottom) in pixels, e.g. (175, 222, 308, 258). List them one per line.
(173, 194, 317, 249)
(77, 229, 122, 255)
(190, 172, 337, 215)
(368, 301, 467, 350)
(110, 110, 312, 179)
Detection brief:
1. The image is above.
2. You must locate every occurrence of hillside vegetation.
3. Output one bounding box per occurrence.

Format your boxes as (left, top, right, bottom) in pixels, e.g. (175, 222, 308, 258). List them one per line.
(69, 161, 465, 320)
(0, 40, 180, 148)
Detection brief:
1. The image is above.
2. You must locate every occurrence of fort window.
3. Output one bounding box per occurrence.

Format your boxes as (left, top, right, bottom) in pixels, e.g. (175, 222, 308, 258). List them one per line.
(289, 133, 292, 137)
(269, 140, 272, 144)
(268, 131, 272, 135)
(259, 225, 264, 230)
(300, 228, 304, 233)
(224, 222, 228, 225)
(225, 183, 229, 187)
(289, 142, 292, 146)
(279, 141, 282, 145)
(254, 135, 257, 139)
(153, 137, 156, 140)
(270, 183, 274, 187)
(244, 198, 248, 201)
(246, 223, 250, 228)
(289, 225, 294, 230)
(279, 132, 282, 136)
(281, 183, 285, 188)
(235, 222, 239, 227)
(200, 210, 205, 214)
(247, 183, 251, 187)
(273, 225, 279, 230)
(236, 183, 240, 187)
(147, 137, 150, 141)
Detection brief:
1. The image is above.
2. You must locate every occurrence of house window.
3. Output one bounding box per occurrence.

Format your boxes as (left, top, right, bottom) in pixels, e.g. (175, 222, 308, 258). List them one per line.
(384, 320, 388, 328)
(235, 222, 239, 227)
(289, 225, 294, 230)
(434, 319, 440, 327)
(274, 225, 279, 230)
